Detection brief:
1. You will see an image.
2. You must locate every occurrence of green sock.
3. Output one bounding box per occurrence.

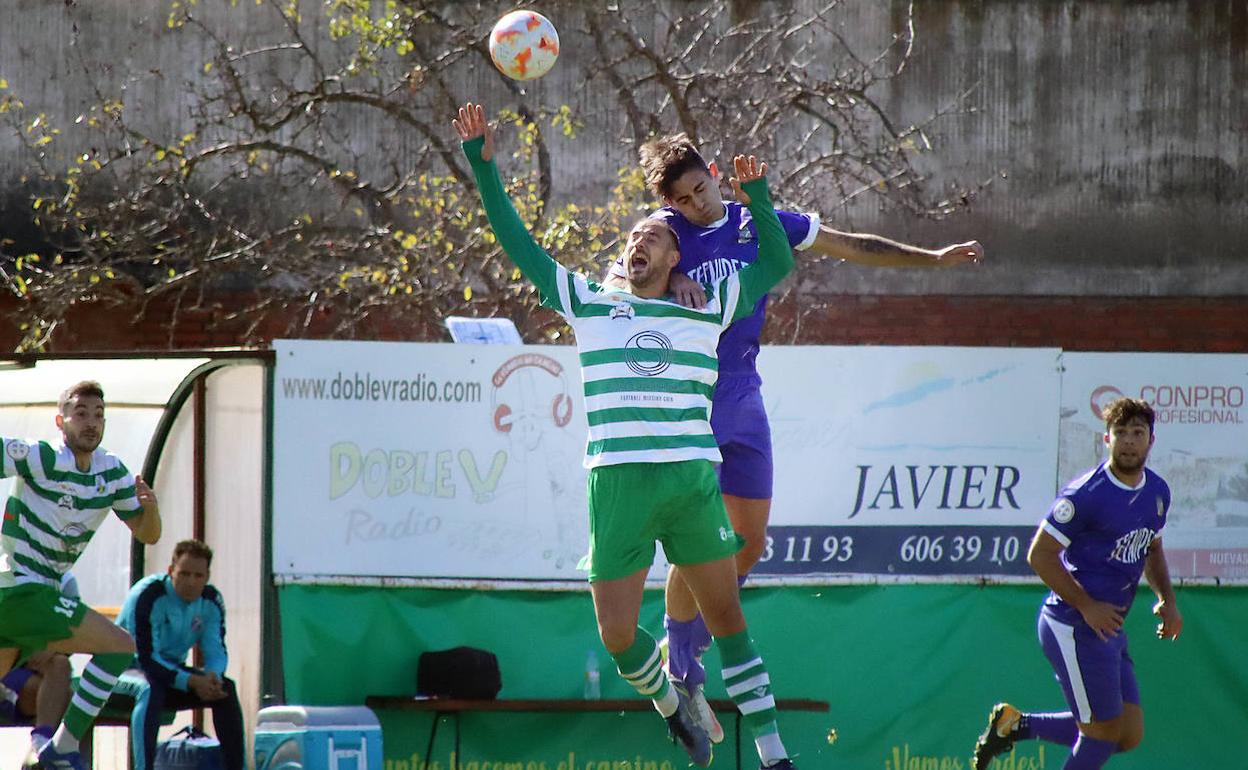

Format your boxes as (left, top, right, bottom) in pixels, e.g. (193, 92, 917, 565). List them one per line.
(717, 630, 788, 763)
(610, 628, 677, 717)
(52, 651, 131, 751)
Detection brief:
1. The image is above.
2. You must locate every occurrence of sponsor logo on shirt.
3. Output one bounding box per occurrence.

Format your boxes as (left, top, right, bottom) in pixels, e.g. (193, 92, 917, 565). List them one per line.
(609, 303, 635, 321)
(688, 257, 746, 285)
(624, 331, 673, 377)
(55, 523, 88, 571)
(1109, 527, 1155, 564)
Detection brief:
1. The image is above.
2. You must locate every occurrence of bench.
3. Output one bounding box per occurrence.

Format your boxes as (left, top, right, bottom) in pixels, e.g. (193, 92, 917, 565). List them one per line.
(366, 696, 830, 770)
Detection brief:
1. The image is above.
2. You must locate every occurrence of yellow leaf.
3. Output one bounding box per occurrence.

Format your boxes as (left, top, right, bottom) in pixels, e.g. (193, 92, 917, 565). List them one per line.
(400, 234, 418, 250)
(463, 286, 472, 301)
(203, 62, 213, 74)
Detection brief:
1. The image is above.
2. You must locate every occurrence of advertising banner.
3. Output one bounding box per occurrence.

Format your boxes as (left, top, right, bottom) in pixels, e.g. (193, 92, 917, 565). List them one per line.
(274, 339, 591, 579)
(275, 342, 1063, 580)
(1059, 353, 1248, 580)
(758, 346, 1061, 577)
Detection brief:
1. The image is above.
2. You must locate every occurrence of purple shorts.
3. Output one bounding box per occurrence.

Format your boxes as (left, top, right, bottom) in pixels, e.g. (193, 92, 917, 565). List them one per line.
(1037, 607, 1139, 723)
(711, 377, 773, 499)
(0, 666, 34, 722)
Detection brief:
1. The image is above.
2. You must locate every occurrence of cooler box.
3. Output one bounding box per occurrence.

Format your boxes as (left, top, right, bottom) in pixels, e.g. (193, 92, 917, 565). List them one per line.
(254, 705, 382, 770)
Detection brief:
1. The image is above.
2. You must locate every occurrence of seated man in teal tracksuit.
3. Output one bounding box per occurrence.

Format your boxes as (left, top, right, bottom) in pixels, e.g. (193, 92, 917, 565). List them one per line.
(115, 540, 244, 770)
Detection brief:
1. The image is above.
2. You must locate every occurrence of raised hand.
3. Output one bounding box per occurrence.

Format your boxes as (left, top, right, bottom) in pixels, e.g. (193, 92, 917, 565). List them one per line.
(452, 102, 494, 162)
(728, 154, 768, 205)
(935, 240, 985, 266)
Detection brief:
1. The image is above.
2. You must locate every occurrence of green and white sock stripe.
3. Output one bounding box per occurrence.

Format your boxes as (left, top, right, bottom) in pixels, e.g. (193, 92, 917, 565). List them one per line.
(717, 630, 780, 737)
(63, 652, 131, 739)
(610, 630, 677, 715)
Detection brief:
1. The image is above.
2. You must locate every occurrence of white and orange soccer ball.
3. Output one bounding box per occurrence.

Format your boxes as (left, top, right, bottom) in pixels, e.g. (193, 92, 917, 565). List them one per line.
(488, 10, 559, 81)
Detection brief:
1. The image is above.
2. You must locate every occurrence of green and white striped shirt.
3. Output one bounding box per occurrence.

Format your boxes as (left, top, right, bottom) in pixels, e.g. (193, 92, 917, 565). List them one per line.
(1, 437, 142, 588)
(465, 137, 794, 468)
(554, 265, 741, 466)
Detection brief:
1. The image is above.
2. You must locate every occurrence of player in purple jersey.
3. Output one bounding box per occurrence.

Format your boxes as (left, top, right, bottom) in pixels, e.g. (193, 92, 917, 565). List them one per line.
(972, 398, 1182, 770)
(605, 133, 984, 741)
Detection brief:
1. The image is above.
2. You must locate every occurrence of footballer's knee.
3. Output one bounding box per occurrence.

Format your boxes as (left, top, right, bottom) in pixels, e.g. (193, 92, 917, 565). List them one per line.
(595, 622, 636, 654)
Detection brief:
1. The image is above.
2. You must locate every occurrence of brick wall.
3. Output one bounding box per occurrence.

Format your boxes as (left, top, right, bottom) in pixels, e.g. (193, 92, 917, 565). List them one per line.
(2, 293, 1244, 353)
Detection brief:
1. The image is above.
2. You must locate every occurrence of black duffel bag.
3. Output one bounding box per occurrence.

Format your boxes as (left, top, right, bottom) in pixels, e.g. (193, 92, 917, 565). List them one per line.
(417, 646, 502, 699)
(154, 726, 224, 770)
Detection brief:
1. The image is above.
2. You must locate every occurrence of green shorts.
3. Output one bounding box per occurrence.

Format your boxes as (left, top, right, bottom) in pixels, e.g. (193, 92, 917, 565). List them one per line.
(582, 460, 744, 582)
(0, 583, 88, 662)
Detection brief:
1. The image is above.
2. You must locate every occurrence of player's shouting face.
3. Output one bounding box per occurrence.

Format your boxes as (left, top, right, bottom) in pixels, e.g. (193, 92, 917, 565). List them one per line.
(624, 219, 681, 291)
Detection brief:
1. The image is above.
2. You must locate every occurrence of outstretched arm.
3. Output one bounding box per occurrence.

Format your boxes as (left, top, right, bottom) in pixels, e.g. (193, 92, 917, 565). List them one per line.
(729, 155, 794, 319)
(453, 103, 561, 304)
(810, 227, 983, 268)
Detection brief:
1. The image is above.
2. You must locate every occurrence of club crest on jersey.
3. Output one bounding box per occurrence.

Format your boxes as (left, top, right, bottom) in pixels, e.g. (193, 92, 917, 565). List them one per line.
(609, 302, 635, 321)
(624, 331, 673, 377)
(1052, 498, 1075, 523)
(736, 220, 754, 244)
(5, 440, 30, 462)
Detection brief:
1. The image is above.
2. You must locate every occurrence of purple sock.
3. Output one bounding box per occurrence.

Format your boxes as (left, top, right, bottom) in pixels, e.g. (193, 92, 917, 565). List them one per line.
(1019, 712, 1078, 746)
(1064, 735, 1116, 770)
(664, 615, 709, 688)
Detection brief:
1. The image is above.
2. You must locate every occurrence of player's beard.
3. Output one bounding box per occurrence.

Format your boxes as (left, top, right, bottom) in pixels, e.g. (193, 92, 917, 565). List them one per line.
(65, 428, 102, 455)
(1111, 449, 1147, 474)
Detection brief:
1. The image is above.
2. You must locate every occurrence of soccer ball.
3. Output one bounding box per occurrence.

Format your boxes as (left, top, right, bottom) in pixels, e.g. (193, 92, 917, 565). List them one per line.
(488, 10, 559, 81)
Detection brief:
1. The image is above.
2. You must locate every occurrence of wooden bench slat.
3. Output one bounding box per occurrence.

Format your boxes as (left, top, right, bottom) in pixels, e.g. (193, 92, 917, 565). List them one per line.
(365, 696, 829, 713)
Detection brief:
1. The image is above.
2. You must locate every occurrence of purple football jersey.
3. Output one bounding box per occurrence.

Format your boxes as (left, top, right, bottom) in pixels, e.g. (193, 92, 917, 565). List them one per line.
(1041, 462, 1170, 623)
(653, 203, 817, 377)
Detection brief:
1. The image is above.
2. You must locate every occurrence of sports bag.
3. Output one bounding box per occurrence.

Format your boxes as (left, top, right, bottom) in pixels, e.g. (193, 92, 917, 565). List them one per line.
(416, 646, 502, 699)
(154, 726, 224, 770)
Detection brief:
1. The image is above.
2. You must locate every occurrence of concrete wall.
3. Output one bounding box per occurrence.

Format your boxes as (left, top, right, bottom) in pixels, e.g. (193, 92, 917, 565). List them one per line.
(1, 0, 1246, 297)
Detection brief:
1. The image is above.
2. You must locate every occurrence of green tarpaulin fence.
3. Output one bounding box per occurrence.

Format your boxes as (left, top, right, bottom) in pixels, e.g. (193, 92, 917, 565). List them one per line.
(280, 583, 1246, 769)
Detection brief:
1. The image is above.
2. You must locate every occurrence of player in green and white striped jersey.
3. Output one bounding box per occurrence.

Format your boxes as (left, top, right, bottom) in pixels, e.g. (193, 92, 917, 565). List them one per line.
(0, 380, 162, 770)
(455, 103, 798, 770)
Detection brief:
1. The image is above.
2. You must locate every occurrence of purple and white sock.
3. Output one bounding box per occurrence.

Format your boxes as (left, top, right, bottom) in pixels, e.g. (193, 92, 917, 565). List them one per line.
(1019, 712, 1078, 746)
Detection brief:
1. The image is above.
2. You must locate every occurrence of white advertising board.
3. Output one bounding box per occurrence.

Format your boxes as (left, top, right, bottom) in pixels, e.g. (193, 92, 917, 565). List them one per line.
(274, 340, 591, 579)
(757, 346, 1061, 576)
(1059, 353, 1248, 580)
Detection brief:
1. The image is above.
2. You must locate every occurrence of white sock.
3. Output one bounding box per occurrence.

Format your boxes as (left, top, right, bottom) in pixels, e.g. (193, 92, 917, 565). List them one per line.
(654, 686, 680, 718)
(50, 724, 80, 755)
(756, 733, 788, 765)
